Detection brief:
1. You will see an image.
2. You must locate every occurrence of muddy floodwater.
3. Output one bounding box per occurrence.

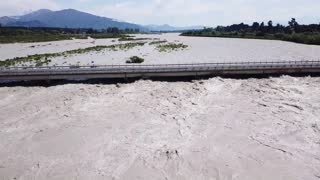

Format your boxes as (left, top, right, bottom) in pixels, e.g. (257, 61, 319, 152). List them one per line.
(0, 76, 320, 180)
(1, 33, 320, 66)
(0, 34, 320, 180)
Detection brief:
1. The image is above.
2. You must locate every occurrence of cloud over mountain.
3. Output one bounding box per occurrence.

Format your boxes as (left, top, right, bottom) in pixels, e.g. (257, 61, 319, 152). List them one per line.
(0, 0, 319, 26)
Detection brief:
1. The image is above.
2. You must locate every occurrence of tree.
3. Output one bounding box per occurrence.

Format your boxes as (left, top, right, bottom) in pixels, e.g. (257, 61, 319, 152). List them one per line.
(259, 22, 265, 32)
(203, 27, 214, 33)
(106, 27, 120, 34)
(275, 23, 284, 33)
(288, 18, 298, 28)
(288, 18, 299, 33)
(86, 28, 96, 34)
(216, 26, 225, 32)
(267, 20, 273, 33)
(252, 22, 260, 31)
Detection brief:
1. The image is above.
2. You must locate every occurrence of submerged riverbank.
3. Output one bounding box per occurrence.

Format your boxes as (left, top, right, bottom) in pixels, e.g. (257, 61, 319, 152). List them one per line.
(1, 33, 320, 67)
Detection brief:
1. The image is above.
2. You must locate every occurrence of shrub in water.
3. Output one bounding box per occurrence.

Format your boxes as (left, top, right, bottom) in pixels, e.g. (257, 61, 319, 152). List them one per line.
(126, 56, 144, 64)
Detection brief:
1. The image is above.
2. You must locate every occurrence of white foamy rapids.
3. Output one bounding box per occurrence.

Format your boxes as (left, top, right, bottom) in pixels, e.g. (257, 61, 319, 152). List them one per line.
(0, 76, 319, 179)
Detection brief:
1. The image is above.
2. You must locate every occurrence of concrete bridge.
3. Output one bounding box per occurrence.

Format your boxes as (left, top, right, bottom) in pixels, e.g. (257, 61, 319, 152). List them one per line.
(0, 60, 320, 81)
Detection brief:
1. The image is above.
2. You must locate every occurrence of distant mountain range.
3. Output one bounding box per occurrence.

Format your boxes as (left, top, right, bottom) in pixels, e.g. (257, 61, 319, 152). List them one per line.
(0, 9, 203, 32)
(145, 24, 204, 31)
(0, 9, 145, 30)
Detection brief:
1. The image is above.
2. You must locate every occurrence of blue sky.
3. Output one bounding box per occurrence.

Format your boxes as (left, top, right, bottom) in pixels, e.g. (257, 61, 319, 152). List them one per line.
(0, 0, 320, 26)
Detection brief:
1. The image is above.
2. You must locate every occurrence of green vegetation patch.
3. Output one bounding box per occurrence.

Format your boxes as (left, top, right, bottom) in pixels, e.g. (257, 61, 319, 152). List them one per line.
(89, 34, 126, 39)
(114, 42, 147, 50)
(0, 33, 75, 43)
(156, 43, 188, 52)
(126, 56, 145, 64)
(275, 33, 320, 45)
(149, 40, 168, 45)
(0, 42, 146, 67)
(119, 37, 152, 41)
(0, 27, 139, 43)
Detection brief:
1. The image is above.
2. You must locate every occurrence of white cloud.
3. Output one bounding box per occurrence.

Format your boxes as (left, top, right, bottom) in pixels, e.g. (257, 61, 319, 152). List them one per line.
(87, 0, 320, 26)
(0, 0, 60, 16)
(0, 0, 319, 26)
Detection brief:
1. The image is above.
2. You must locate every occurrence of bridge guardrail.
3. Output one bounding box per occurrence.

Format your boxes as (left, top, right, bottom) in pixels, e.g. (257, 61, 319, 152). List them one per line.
(1, 60, 320, 76)
(1, 60, 320, 70)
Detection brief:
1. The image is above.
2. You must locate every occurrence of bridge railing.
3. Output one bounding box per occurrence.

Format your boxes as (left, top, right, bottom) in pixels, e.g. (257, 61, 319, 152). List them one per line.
(1, 60, 320, 73)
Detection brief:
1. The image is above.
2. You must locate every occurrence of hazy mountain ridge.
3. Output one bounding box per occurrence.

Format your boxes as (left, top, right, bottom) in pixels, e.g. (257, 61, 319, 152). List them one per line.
(0, 9, 144, 30)
(0, 9, 203, 32)
(0, 16, 17, 25)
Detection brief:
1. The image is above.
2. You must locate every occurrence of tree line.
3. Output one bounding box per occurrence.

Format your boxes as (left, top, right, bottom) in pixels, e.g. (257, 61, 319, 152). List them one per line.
(214, 19, 320, 34)
(0, 26, 139, 35)
(0, 26, 139, 43)
(181, 18, 320, 45)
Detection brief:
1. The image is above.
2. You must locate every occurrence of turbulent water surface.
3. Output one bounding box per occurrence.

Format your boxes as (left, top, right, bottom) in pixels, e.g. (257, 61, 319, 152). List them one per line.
(0, 76, 320, 180)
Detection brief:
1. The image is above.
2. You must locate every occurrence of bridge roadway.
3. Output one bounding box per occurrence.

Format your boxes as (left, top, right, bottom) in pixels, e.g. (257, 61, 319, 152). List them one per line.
(0, 60, 320, 81)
